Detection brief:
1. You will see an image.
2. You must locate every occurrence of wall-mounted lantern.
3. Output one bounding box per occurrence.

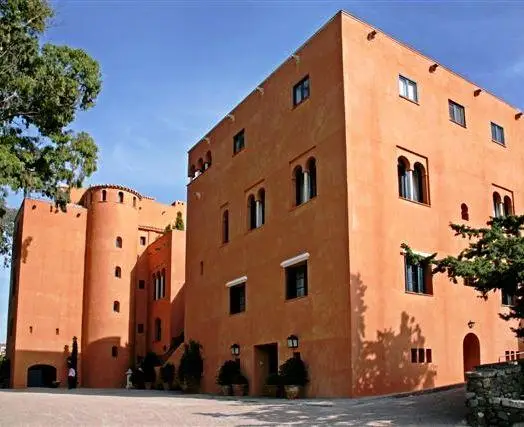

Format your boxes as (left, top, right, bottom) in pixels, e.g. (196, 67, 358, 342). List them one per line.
(287, 334, 299, 349)
(230, 343, 240, 357)
(468, 320, 475, 329)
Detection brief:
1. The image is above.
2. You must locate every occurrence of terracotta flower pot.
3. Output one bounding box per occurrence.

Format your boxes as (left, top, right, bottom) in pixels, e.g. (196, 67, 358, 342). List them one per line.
(284, 385, 301, 399)
(221, 385, 232, 396)
(232, 384, 248, 396)
(263, 384, 279, 397)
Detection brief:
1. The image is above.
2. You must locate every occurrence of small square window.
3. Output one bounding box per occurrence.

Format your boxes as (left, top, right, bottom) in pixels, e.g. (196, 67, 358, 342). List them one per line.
(138, 280, 145, 290)
(293, 76, 310, 106)
(491, 122, 505, 145)
(233, 130, 245, 155)
(449, 100, 466, 127)
(398, 75, 418, 102)
(140, 236, 146, 246)
(286, 262, 308, 300)
(229, 283, 246, 315)
(137, 324, 144, 334)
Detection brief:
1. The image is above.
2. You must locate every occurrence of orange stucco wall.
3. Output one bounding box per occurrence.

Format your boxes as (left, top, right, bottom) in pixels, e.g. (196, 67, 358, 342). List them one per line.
(184, 11, 522, 398)
(6, 186, 186, 388)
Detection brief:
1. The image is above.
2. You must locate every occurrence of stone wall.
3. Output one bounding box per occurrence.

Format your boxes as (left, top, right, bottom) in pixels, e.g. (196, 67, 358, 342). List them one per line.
(466, 361, 524, 426)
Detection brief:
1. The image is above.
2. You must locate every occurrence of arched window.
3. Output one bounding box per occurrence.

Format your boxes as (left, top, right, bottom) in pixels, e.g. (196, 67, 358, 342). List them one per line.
(461, 203, 469, 221)
(116, 236, 122, 248)
(493, 192, 503, 218)
(113, 301, 120, 312)
(111, 346, 118, 358)
(197, 158, 204, 173)
(133, 197, 137, 208)
(293, 166, 304, 206)
(155, 318, 162, 341)
(153, 274, 157, 300)
(161, 269, 166, 299)
(504, 196, 513, 216)
(248, 194, 256, 230)
(118, 192, 124, 203)
(412, 162, 427, 203)
(115, 266, 121, 278)
(256, 188, 265, 227)
(397, 157, 410, 199)
(102, 190, 107, 202)
(306, 157, 317, 199)
(189, 165, 196, 179)
(222, 210, 229, 243)
(204, 151, 212, 170)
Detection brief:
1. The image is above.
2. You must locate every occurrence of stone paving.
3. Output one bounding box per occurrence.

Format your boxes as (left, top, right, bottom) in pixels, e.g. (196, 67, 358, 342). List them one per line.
(0, 386, 468, 426)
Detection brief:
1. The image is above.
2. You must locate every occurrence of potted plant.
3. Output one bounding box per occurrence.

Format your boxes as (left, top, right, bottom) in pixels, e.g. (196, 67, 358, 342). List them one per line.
(216, 360, 238, 396)
(142, 352, 161, 390)
(279, 356, 309, 399)
(178, 340, 203, 393)
(232, 372, 249, 396)
(263, 372, 281, 398)
(160, 363, 176, 390)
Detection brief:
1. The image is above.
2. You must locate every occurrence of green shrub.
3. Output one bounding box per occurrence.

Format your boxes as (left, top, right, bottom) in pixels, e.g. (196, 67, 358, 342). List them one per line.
(178, 340, 203, 386)
(216, 360, 239, 386)
(160, 363, 176, 385)
(279, 356, 309, 386)
(266, 372, 281, 386)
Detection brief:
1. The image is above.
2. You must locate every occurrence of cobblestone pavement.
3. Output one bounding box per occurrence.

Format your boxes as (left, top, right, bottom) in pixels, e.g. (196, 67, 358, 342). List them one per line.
(0, 386, 467, 426)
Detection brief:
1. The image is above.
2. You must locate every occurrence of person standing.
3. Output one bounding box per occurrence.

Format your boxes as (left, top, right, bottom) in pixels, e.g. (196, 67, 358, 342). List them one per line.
(67, 359, 76, 390)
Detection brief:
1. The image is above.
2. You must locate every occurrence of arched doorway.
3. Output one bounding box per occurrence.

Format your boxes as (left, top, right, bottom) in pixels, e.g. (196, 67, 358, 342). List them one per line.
(463, 333, 481, 375)
(27, 364, 57, 387)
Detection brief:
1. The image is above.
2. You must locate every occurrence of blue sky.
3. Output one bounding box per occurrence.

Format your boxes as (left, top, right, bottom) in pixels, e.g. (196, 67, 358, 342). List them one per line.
(1, 1, 523, 341)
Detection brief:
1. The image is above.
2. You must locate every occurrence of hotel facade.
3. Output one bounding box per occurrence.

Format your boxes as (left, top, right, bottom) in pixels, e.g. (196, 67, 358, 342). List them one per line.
(184, 11, 523, 397)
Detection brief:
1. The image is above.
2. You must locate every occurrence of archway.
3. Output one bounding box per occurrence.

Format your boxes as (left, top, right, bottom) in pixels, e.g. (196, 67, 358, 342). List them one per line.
(27, 364, 57, 387)
(463, 333, 481, 375)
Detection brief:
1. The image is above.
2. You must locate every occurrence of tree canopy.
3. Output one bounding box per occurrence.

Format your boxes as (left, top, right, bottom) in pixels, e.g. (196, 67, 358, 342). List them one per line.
(402, 215, 524, 337)
(0, 0, 101, 260)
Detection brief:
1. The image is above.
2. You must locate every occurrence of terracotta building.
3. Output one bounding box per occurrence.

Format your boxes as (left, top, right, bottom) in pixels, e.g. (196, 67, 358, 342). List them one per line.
(185, 11, 523, 397)
(6, 185, 186, 388)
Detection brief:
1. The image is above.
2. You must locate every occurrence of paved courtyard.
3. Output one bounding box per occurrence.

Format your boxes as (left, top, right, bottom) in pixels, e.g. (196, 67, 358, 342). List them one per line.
(0, 387, 467, 426)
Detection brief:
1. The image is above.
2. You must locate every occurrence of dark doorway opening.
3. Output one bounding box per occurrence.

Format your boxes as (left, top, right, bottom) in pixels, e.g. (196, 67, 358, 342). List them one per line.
(463, 333, 481, 377)
(27, 364, 57, 387)
(254, 343, 278, 396)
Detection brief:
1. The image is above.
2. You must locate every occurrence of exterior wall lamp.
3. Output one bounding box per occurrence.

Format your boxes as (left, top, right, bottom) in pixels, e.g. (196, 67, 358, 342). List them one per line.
(230, 343, 240, 357)
(287, 335, 299, 349)
(468, 320, 475, 329)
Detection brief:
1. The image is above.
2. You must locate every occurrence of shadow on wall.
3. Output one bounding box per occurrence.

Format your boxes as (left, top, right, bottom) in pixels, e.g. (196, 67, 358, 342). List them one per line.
(21, 236, 32, 263)
(351, 273, 436, 396)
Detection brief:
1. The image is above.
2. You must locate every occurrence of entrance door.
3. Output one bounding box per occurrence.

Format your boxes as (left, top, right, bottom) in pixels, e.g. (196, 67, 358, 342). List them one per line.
(27, 365, 57, 387)
(463, 333, 481, 375)
(254, 343, 278, 396)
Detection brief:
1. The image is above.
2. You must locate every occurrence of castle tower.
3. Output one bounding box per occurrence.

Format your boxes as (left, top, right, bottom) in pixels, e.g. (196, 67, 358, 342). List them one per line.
(81, 185, 140, 387)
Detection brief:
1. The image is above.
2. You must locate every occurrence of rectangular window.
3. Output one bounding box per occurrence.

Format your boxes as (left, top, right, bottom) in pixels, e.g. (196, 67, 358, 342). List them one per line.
(293, 76, 310, 106)
(140, 236, 146, 246)
(137, 324, 144, 333)
(233, 130, 245, 155)
(502, 290, 515, 306)
(449, 100, 466, 127)
(411, 348, 432, 363)
(491, 122, 505, 145)
(464, 278, 475, 287)
(505, 350, 511, 361)
(229, 283, 246, 315)
(138, 280, 145, 290)
(286, 262, 308, 299)
(398, 75, 418, 102)
(404, 257, 432, 295)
